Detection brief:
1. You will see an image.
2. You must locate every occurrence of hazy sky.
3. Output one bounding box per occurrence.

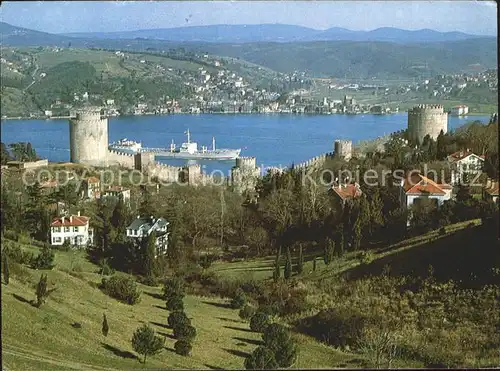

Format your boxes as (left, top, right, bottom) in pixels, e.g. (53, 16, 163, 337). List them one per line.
(0, 1, 497, 35)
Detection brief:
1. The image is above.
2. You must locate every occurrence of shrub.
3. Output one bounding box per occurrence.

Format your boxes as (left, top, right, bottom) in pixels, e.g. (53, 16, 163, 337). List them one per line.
(239, 304, 257, 320)
(174, 324, 197, 342)
(131, 324, 165, 364)
(100, 274, 141, 305)
(101, 261, 114, 276)
(32, 246, 55, 270)
(258, 303, 281, 316)
(163, 277, 185, 300)
(230, 288, 247, 309)
(282, 290, 310, 315)
(439, 227, 447, 236)
(139, 275, 159, 287)
(174, 339, 192, 356)
(166, 295, 184, 311)
(3, 244, 34, 265)
(250, 312, 270, 333)
(244, 346, 278, 369)
(297, 309, 371, 348)
(168, 310, 191, 329)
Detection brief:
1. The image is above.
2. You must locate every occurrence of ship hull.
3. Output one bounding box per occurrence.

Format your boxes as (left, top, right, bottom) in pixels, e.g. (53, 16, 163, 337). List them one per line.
(108, 146, 241, 160)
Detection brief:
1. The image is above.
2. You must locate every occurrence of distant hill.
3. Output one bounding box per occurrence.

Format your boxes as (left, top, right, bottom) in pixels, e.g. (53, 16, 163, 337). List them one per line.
(1, 22, 497, 79)
(61, 23, 495, 44)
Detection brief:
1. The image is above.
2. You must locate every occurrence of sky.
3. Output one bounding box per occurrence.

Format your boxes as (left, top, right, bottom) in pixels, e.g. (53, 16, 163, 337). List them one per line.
(0, 1, 497, 36)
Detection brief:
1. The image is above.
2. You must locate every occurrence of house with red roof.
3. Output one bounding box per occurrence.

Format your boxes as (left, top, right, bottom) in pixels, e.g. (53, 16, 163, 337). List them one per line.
(50, 211, 93, 247)
(331, 182, 363, 206)
(399, 171, 452, 212)
(447, 150, 484, 185)
(102, 185, 131, 203)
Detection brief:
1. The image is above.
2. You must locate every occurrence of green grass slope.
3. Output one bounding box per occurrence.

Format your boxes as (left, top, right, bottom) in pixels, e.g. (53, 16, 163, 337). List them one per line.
(1, 241, 364, 370)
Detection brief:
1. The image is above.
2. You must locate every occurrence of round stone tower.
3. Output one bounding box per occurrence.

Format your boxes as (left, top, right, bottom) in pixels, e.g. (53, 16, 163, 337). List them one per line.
(334, 140, 353, 160)
(235, 157, 257, 169)
(69, 107, 108, 167)
(407, 104, 448, 144)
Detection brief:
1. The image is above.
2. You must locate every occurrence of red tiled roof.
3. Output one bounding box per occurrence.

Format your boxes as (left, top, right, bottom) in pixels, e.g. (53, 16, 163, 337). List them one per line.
(448, 150, 485, 163)
(86, 177, 100, 183)
(332, 183, 363, 200)
(40, 180, 58, 188)
(51, 215, 89, 227)
(105, 186, 128, 192)
(402, 173, 449, 195)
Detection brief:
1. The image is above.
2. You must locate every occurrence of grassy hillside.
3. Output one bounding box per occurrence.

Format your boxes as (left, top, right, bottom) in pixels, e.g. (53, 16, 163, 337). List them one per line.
(1, 239, 367, 370)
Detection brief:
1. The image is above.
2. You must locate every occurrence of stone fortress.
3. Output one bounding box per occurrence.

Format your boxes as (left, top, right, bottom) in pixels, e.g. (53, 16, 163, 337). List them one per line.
(334, 140, 353, 160)
(68, 107, 203, 185)
(407, 104, 448, 144)
(231, 157, 261, 194)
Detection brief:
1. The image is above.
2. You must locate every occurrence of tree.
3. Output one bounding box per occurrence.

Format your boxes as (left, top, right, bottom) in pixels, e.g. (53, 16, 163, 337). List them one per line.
(0, 142, 13, 165)
(35, 273, 48, 308)
(173, 324, 197, 342)
(338, 223, 345, 256)
(273, 246, 281, 282)
(323, 238, 335, 265)
(32, 246, 55, 270)
(250, 312, 270, 333)
(262, 323, 298, 368)
(168, 310, 191, 330)
(131, 324, 165, 364)
(244, 346, 279, 370)
(166, 295, 184, 311)
(296, 243, 304, 274)
(174, 339, 192, 356)
(312, 257, 317, 272)
(2, 254, 9, 285)
(142, 231, 157, 279)
(239, 304, 257, 320)
(163, 277, 185, 300)
(284, 246, 292, 280)
(102, 313, 109, 337)
(436, 130, 447, 160)
(230, 288, 247, 309)
(369, 190, 385, 239)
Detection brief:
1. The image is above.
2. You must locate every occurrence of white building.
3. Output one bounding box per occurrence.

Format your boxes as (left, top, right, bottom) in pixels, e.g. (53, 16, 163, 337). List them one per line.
(50, 212, 93, 247)
(102, 186, 131, 203)
(447, 150, 484, 185)
(126, 216, 170, 256)
(81, 177, 101, 200)
(450, 105, 469, 116)
(399, 172, 452, 224)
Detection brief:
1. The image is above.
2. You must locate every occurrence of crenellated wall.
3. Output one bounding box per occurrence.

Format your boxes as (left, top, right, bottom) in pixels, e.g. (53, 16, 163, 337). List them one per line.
(231, 156, 260, 194)
(294, 152, 334, 170)
(334, 140, 353, 160)
(107, 149, 136, 169)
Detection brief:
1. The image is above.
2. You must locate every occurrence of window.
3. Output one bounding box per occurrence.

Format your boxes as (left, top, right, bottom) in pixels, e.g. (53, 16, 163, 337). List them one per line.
(74, 227, 79, 232)
(55, 237, 62, 243)
(64, 227, 70, 233)
(54, 227, 61, 233)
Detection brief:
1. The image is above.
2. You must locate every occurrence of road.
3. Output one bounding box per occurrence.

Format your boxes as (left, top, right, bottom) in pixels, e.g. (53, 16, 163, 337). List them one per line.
(23, 57, 39, 92)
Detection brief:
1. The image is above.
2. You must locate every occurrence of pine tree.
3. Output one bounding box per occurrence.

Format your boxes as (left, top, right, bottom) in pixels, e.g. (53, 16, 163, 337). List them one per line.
(284, 246, 292, 280)
(312, 257, 317, 271)
(35, 273, 48, 308)
(131, 324, 165, 364)
(102, 313, 109, 337)
(296, 244, 304, 274)
(273, 246, 281, 282)
(3, 254, 9, 285)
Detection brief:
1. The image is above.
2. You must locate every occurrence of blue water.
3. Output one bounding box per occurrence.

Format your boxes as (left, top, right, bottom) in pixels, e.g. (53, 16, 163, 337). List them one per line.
(0, 114, 490, 175)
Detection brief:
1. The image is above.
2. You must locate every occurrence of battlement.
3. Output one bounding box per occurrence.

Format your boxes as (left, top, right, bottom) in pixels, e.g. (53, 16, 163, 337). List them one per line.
(107, 149, 134, 157)
(236, 157, 257, 169)
(409, 104, 446, 114)
(72, 108, 105, 121)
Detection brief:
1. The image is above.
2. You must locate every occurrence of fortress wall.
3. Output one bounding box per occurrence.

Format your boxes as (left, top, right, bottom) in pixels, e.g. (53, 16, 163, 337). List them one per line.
(107, 149, 135, 169)
(334, 140, 353, 160)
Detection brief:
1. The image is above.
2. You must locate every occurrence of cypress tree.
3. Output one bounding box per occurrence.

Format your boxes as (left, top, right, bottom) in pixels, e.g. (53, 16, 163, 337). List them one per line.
(273, 246, 281, 282)
(35, 273, 48, 308)
(296, 244, 304, 274)
(338, 223, 345, 256)
(312, 257, 317, 272)
(284, 246, 292, 280)
(3, 254, 9, 285)
(142, 231, 157, 278)
(102, 313, 109, 337)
